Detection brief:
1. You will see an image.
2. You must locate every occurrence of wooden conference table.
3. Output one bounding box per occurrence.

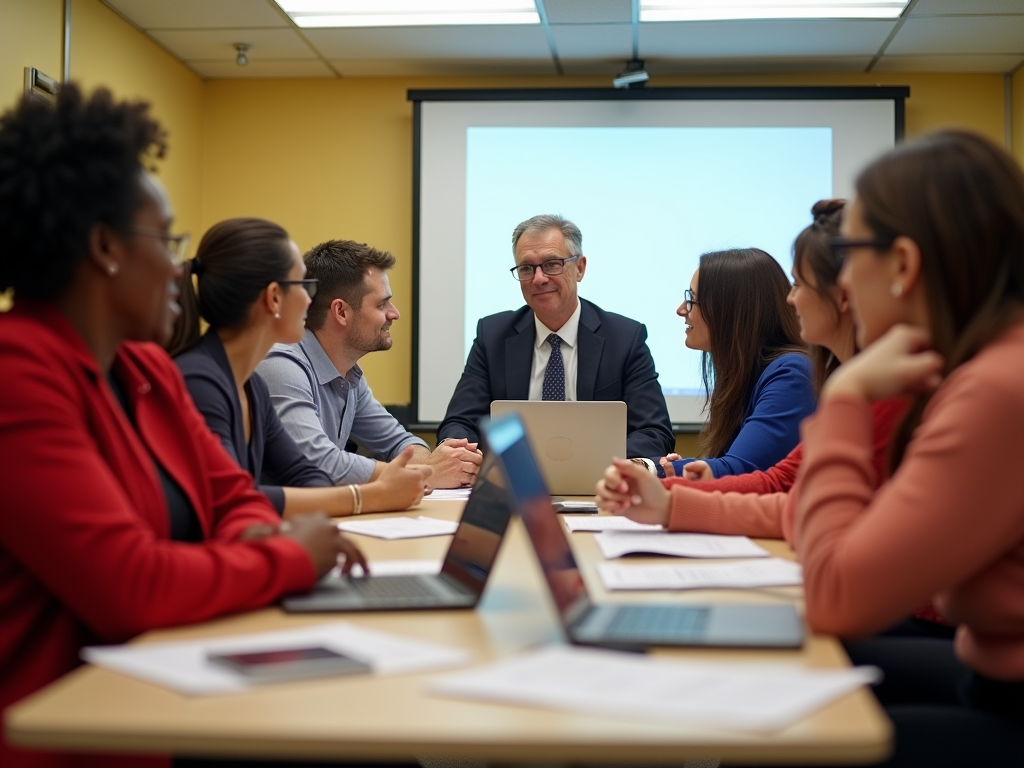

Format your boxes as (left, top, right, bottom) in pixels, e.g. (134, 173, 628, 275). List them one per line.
(6, 500, 892, 765)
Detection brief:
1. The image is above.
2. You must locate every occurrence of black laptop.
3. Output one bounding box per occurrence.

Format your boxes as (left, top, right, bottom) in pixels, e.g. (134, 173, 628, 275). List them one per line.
(483, 414, 804, 649)
(282, 453, 511, 612)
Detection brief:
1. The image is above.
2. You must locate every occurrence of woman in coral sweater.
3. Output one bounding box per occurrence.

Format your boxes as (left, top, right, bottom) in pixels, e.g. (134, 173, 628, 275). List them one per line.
(0, 86, 370, 768)
(597, 200, 905, 542)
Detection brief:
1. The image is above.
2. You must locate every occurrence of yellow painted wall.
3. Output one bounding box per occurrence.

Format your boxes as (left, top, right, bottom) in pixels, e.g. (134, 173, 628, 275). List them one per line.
(0, 0, 62, 110)
(202, 71, 1006, 415)
(1014, 69, 1024, 167)
(70, 0, 204, 250)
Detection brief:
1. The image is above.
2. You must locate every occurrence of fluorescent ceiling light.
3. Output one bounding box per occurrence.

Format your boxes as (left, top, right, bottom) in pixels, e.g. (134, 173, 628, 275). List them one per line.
(275, 0, 540, 27)
(640, 1, 909, 21)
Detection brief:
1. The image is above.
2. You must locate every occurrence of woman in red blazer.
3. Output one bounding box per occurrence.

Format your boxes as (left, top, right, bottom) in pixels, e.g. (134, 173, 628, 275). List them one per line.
(0, 87, 367, 768)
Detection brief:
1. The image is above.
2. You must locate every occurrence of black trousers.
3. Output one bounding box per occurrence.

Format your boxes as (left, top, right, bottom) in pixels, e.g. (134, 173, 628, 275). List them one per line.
(839, 630, 1024, 768)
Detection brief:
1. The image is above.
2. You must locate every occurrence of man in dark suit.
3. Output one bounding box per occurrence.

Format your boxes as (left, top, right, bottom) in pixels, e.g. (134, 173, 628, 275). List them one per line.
(437, 214, 675, 458)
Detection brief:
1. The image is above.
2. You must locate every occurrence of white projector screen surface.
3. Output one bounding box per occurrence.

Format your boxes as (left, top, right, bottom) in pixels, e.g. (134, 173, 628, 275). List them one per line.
(416, 96, 898, 426)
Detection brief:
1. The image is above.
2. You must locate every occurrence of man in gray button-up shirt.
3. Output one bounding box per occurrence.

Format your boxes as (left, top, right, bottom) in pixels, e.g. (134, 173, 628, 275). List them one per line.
(257, 239, 481, 488)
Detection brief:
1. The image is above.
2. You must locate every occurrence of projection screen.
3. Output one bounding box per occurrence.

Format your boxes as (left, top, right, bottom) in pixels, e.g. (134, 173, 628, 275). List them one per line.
(410, 87, 908, 429)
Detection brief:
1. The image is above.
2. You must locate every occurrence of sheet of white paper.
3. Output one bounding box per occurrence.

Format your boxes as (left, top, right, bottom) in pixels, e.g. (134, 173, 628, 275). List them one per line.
(83, 621, 471, 696)
(337, 516, 459, 539)
(430, 645, 879, 732)
(335, 559, 442, 578)
(594, 531, 769, 560)
(563, 516, 663, 533)
(598, 557, 802, 591)
(422, 487, 472, 500)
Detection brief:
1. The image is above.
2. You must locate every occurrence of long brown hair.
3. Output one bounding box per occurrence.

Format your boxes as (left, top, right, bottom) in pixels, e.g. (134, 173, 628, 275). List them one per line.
(165, 217, 292, 357)
(854, 131, 1024, 472)
(697, 248, 806, 458)
(793, 199, 848, 393)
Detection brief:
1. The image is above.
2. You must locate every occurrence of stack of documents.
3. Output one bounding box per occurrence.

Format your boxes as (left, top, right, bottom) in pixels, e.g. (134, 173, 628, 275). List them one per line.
(563, 515, 663, 533)
(430, 645, 878, 732)
(597, 557, 802, 591)
(83, 622, 471, 696)
(594, 531, 769, 560)
(337, 516, 459, 539)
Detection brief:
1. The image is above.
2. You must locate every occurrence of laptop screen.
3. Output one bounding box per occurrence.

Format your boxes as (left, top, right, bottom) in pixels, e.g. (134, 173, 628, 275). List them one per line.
(485, 415, 592, 622)
(439, 453, 513, 594)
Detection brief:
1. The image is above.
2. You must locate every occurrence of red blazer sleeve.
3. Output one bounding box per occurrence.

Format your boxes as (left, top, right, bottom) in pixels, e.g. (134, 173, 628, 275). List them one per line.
(663, 445, 802, 494)
(0, 341, 316, 642)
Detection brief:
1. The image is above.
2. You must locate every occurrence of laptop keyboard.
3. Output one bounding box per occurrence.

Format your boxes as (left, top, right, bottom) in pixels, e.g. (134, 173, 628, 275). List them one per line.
(346, 576, 441, 601)
(604, 606, 710, 640)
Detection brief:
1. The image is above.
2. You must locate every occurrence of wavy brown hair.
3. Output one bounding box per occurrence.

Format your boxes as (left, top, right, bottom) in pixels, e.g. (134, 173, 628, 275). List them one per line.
(853, 131, 1024, 472)
(793, 199, 848, 393)
(697, 248, 806, 458)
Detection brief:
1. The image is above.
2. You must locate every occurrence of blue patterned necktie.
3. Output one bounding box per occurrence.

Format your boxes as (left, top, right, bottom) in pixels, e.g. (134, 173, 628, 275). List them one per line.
(542, 333, 565, 401)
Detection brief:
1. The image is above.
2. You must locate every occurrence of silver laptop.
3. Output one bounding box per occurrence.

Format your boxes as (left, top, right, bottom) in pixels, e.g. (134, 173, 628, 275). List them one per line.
(489, 400, 625, 496)
(282, 454, 511, 613)
(483, 414, 804, 650)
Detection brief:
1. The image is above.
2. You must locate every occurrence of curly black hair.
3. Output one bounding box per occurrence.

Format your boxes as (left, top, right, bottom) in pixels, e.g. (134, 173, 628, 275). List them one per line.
(0, 83, 166, 300)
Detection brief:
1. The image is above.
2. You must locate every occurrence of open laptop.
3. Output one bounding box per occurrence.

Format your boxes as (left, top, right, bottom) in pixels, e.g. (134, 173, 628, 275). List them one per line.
(489, 400, 625, 496)
(483, 414, 804, 650)
(282, 453, 511, 613)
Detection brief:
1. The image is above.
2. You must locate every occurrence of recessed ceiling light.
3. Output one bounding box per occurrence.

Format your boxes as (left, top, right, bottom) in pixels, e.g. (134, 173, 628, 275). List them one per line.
(640, 1, 910, 22)
(275, 0, 541, 28)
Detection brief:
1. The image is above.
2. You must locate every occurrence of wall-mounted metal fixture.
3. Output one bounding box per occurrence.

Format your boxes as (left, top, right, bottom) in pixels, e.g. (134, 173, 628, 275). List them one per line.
(235, 43, 251, 67)
(24, 68, 60, 104)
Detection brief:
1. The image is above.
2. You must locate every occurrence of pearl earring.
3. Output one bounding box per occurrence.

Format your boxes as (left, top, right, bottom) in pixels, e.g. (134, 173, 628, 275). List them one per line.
(891, 283, 903, 297)
(274, 312, 281, 319)
(107, 263, 119, 276)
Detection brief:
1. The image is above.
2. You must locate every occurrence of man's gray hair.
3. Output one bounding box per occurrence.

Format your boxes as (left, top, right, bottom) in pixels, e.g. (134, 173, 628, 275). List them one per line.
(511, 214, 583, 259)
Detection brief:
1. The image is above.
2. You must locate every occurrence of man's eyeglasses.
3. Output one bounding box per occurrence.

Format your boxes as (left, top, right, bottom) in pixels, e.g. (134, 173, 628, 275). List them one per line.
(509, 255, 580, 282)
(682, 288, 699, 313)
(122, 227, 190, 265)
(829, 236, 894, 262)
(278, 279, 319, 299)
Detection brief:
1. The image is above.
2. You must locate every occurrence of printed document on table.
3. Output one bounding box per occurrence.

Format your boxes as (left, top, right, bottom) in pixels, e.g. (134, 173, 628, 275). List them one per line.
(594, 530, 769, 559)
(563, 515, 663, 533)
(430, 645, 879, 732)
(83, 621, 471, 696)
(422, 487, 472, 500)
(337, 516, 459, 539)
(598, 557, 802, 591)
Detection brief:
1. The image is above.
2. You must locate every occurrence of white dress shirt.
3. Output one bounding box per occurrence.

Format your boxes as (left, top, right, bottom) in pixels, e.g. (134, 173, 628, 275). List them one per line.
(528, 300, 581, 401)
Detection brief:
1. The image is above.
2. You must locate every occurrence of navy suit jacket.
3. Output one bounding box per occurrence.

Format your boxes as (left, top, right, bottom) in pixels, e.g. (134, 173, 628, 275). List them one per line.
(437, 299, 675, 458)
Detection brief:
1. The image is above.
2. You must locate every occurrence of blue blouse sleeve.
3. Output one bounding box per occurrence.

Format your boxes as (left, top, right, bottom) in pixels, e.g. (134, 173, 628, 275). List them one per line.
(670, 353, 816, 479)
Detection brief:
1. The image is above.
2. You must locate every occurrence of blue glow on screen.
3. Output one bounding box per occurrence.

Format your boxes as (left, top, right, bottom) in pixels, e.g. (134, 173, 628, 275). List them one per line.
(465, 126, 832, 396)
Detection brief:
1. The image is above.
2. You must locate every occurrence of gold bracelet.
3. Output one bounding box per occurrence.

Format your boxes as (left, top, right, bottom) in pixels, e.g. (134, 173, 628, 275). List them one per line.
(348, 484, 363, 515)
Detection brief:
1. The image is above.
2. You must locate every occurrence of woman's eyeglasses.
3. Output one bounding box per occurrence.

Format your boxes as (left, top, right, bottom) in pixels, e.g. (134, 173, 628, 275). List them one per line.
(122, 227, 191, 264)
(278, 279, 319, 299)
(829, 236, 895, 262)
(683, 288, 699, 313)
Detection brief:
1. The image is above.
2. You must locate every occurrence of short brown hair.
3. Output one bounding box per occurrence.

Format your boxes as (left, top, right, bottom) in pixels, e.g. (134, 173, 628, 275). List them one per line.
(303, 239, 396, 330)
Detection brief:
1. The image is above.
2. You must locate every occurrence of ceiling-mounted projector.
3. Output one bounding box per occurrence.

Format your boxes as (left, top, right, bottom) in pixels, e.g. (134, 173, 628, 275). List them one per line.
(613, 60, 649, 89)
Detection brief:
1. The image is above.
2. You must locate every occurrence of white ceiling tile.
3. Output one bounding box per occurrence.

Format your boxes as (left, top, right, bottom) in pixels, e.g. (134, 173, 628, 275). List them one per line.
(910, 0, 1024, 15)
(550, 24, 632, 59)
(887, 16, 1024, 54)
(873, 54, 1024, 72)
(148, 28, 319, 60)
(542, 0, 632, 24)
(560, 59, 638, 75)
(189, 60, 335, 79)
(102, 0, 288, 29)
(304, 25, 551, 59)
(648, 56, 874, 73)
(640, 20, 896, 58)
(329, 59, 558, 76)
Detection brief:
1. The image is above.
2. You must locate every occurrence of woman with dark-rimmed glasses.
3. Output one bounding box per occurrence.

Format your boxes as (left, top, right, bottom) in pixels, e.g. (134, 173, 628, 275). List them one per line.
(167, 218, 430, 518)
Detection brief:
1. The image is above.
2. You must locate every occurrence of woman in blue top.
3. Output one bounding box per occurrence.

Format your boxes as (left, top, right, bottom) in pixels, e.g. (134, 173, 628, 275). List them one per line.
(167, 217, 430, 517)
(660, 248, 815, 478)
